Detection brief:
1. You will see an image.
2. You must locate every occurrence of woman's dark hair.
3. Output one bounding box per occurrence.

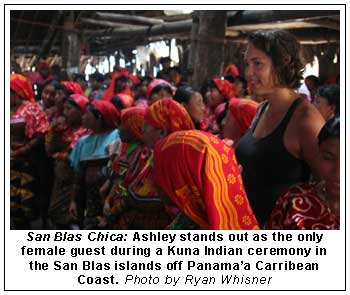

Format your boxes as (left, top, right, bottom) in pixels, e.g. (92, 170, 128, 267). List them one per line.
(224, 75, 235, 83)
(207, 79, 218, 90)
(234, 75, 248, 96)
(110, 95, 124, 111)
(87, 103, 103, 120)
(55, 83, 73, 96)
(65, 97, 82, 111)
(141, 76, 153, 85)
(114, 75, 129, 93)
(174, 86, 196, 105)
(216, 102, 229, 127)
(150, 83, 173, 98)
(318, 115, 340, 145)
(317, 85, 340, 115)
(247, 30, 305, 89)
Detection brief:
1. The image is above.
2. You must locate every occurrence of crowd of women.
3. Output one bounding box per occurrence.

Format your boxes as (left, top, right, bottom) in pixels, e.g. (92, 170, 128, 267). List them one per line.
(10, 29, 340, 230)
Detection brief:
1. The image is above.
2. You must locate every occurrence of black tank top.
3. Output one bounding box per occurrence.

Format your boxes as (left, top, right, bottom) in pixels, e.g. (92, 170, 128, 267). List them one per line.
(235, 97, 310, 226)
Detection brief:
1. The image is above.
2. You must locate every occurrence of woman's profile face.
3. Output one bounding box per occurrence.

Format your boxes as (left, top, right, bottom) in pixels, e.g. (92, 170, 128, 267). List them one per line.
(244, 44, 277, 96)
(208, 87, 224, 108)
(186, 92, 205, 123)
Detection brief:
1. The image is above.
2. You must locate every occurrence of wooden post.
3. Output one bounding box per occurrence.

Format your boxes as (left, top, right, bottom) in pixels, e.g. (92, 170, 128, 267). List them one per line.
(61, 12, 80, 78)
(191, 11, 227, 90)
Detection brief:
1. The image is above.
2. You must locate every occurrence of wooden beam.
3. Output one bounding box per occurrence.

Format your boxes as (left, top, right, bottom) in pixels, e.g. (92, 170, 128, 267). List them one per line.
(84, 19, 192, 38)
(95, 12, 164, 26)
(79, 17, 146, 29)
(226, 10, 340, 26)
(305, 19, 340, 31)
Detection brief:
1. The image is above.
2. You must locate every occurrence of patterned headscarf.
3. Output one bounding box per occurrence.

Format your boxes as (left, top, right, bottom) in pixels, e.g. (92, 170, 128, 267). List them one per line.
(10, 74, 35, 102)
(154, 130, 259, 230)
(146, 79, 172, 101)
(228, 99, 258, 136)
(212, 78, 237, 100)
(120, 107, 147, 140)
(90, 100, 120, 128)
(145, 98, 194, 134)
(60, 81, 84, 95)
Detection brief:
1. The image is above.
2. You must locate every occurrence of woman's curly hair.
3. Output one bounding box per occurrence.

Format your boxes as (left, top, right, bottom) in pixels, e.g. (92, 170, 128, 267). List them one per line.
(247, 30, 305, 89)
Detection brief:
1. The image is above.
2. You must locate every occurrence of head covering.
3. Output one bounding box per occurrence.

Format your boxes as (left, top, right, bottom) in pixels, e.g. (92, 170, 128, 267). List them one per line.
(114, 66, 129, 75)
(68, 94, 89, 111)
(90, 100, 119, 128)
(116, 93, 134, 109)
(212, 78, 237, 100)
(102, 72, 132, 101)
(145, 98, 194, 134)
(128, 74, 141, 86)
(154, 130, 259, 230)
(121, 107, 147, 140)
(228, 99, 258, 135)
(60, 81, 84, 95)
(146, 79, 172, 101)
(223, 64, 239, 77)
(10, 74, 35, 102)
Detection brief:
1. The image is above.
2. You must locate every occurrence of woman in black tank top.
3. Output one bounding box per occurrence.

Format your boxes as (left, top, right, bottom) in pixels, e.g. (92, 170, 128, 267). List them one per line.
(235, 30, 325, 227)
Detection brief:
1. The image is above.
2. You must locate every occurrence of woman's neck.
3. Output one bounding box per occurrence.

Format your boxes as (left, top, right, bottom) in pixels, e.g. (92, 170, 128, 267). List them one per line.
(265, 87, 299, 112)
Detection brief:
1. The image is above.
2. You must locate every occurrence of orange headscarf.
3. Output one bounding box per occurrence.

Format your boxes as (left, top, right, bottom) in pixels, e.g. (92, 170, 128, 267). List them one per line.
(10, 74, 35, 102)
(121, 107, 147, 140)
(154, 130, 259, 230)
(60, 81, 84, 95)
(213, 78, 237, 100)
(103, 72, 132, 101)
(145, 98, 194, 134)
(115, 93, 134, 109)
(228, 99, 258, 135)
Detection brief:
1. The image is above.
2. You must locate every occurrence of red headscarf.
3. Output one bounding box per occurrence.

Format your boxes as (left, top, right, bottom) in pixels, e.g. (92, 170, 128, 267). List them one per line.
(37, 62, 51, 74)
(146, 79, 172, 101)
(145, 98, 194, 134)
(128, 74, 141, 86)
(90, 100, 119, 128)
(60, 81, 84, 95)
(228, 99, 258, 135)
(115, 93, 134, 109)
(121, 107, 147, 140)
(154, 130, 259, 230)
(103, 72, 132, 101)
(69, 94, 89, 111)
(223, 64, 239, 77)
(10, 74, 35, 103)
(213, 78, 237, 100)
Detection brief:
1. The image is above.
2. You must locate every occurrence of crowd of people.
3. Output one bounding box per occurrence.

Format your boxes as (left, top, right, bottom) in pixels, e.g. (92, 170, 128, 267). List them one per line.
(10, 29, 340, 230)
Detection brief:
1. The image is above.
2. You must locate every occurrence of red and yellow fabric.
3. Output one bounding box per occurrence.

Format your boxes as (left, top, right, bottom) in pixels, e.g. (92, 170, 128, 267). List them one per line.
(223, 64, 239, 78)
(11, 103, 49, 138)
(154, 129, 259, 230)
(117, 93, 134, 108)
(213, 78, 237, 100)
(146, 79, 172, 100)
(60, 81, 84, 95)
(229, 98, 258, 136)
(145, 98, 194, 134)
(121, 107, 147, 140)
(91, 100, 120, 129)
(102, 72, 132, 101)
(264, 183, 339, 230)
(10, 74, 35, 103)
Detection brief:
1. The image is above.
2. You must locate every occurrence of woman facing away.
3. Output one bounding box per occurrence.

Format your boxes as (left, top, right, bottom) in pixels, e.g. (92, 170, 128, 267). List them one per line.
(235, 30, 325, 227)
(265, 116, 340, 230)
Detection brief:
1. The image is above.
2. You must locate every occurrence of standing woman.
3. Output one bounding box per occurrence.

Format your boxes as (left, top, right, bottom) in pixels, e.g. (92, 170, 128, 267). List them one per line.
(46, 94, 91, 229)
(10, 74, 50, 229)
(235, 30, 325, 227)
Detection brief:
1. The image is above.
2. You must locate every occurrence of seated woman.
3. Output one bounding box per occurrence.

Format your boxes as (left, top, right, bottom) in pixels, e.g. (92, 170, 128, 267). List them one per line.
(103, 107, 171, 229)
(102, 72, 132, 101)
(10, 74, 50, 229)
(264, 116, 340, 230)
(203, 78, 237, 134)
(68, 100, 120, 229)
(146, 79, 174, 105)
(153, 129, 259, 230)
(173, 86, 205, 130)
(313, 85, 339, 121)
(221, 98, 258, 147)
(46, 94, 91, 229)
